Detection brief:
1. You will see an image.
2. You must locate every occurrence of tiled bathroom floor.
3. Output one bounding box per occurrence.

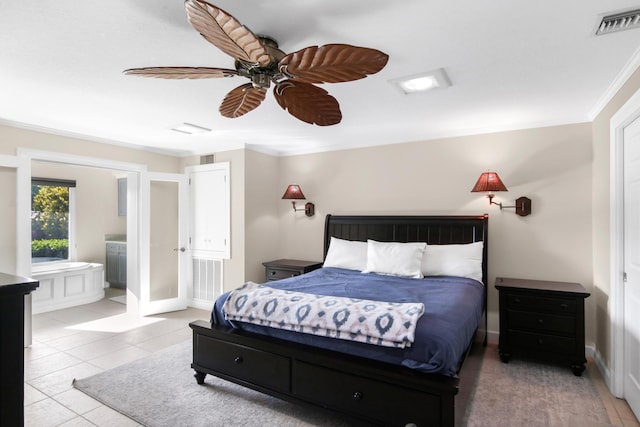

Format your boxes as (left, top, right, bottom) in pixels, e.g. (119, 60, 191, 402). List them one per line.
(24, 289, 209, 426)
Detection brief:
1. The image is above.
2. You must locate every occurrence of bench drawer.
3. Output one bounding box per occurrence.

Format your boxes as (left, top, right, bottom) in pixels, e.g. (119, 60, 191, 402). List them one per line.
(293, 360, 443, 427)
(195, 334, 290, 393)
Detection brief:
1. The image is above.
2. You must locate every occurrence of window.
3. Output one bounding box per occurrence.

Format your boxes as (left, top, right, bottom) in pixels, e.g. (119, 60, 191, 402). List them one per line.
(31, 178, 76, 264)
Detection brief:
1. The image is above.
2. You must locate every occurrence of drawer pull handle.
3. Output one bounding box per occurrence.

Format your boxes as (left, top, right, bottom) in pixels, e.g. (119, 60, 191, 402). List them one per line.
(514, 298, 521, 303)
(537, 319, 544, 324)
(271, 271, 276, 275)
(353, 391, 363, 401)
(537, 338, 544, 345)
(560, 303, 568, 309)
(234, 356, 243, 364)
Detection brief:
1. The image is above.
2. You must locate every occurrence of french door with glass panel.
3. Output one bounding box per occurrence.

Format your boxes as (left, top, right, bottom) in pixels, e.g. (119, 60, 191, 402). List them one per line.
(139, 172, 188, 315)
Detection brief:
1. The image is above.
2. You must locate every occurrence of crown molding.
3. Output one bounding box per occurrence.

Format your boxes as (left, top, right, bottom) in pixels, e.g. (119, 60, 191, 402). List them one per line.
(588, 45, 640, 120)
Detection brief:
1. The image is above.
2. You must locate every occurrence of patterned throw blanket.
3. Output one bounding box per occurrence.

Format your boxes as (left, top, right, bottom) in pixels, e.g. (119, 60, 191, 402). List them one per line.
(222, 282, 425, 348)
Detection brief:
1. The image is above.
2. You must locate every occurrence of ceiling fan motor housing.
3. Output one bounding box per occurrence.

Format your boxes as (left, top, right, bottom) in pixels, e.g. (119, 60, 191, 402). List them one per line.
(237, 36, 286, 89)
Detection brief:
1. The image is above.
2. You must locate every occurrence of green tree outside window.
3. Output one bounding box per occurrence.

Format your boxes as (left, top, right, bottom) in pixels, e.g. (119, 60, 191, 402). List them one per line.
(32, 185, 69, 260)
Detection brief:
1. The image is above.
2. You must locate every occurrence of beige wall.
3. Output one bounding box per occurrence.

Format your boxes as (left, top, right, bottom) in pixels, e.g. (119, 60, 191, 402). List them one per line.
(0, 125, 180, 172)
(0, 167, 17, 273)
(244, 150, 279, 283)
(591, 66, 640, 368)
(274, 124, 594, 339)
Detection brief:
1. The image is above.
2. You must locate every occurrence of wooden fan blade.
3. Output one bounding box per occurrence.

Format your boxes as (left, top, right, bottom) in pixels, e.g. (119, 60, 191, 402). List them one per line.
(279, 44, 389, 84)
(219, 83, 266, 118)
(274, 81, 342, 126)
(124, 67, 239, 79)
(185, 0, 271, 67)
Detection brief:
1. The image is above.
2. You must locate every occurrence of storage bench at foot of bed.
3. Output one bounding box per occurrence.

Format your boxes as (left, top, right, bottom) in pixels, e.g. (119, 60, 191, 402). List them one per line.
(190, 320, 459, 427)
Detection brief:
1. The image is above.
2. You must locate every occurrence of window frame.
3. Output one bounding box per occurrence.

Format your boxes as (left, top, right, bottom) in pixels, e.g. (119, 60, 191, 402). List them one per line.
(30, 178, 77, 265)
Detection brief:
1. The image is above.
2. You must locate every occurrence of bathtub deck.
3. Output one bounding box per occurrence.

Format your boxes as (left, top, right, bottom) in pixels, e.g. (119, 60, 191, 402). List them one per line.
(31, 263, 105, 314)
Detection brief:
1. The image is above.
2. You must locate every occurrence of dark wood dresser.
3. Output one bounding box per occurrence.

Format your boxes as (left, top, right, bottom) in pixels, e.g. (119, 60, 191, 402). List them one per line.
(495, 277, 590, 376)
(262, 259, 323, 282)
(0, 273, 39, 426)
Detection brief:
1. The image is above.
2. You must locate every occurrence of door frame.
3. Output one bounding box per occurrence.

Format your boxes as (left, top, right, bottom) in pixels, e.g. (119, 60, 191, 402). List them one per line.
(14, 148, 147, 313)
(610, 87, 640, 397)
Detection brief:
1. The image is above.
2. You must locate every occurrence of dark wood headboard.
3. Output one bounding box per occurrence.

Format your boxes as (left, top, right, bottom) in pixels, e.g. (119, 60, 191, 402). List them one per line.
(323, 214, 489, 286)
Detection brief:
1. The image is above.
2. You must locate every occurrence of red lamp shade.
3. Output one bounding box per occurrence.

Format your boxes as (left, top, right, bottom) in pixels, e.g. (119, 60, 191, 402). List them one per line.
(282, 184, 315, 217)
(282, 184, 306, 200)
(470, 172, 508, 193)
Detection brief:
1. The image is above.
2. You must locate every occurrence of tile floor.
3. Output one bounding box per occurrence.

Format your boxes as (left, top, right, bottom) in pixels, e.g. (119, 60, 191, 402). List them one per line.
(24, 288, 210, 426)
(24, 289, 640, 427)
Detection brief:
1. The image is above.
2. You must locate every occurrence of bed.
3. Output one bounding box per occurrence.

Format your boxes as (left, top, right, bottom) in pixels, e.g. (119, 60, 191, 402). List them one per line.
(189, 214, 488, 427)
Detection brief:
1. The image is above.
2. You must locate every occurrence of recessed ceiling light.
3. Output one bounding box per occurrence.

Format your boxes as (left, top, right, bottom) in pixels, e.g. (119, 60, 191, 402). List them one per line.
(170, 122, 211, 134)
(390, 68, 452, 95)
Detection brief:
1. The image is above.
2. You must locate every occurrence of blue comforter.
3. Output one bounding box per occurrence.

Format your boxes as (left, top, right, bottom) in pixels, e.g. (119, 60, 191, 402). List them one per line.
(211, 267, 484, 377)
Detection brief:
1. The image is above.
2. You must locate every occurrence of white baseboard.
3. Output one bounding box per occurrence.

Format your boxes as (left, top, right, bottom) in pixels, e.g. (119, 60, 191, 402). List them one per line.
(188, 298, 214, 312)
(589, 344, 617, 397)
(487, 330, 499, 344)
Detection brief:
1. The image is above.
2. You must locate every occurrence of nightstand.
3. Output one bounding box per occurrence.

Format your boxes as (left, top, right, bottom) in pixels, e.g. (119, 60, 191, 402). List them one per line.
(495, 277, 590, 376)
(262, 259, 323, 282)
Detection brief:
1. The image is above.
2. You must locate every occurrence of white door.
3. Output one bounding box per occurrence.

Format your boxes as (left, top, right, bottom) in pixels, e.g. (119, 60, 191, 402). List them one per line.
(624, 114, 640, 419)
(139, 172, 189, 315)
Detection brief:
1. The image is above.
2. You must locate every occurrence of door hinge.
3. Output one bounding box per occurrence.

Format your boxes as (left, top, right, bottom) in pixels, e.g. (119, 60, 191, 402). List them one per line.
(623, 271, 627, 282)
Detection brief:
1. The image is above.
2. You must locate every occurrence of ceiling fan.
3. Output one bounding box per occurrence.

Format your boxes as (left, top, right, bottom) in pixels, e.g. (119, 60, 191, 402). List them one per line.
(124, 0, 389, 126)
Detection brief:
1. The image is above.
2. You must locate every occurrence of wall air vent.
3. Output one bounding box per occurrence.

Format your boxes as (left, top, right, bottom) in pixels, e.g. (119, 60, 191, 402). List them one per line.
(596, 9, 640, 35)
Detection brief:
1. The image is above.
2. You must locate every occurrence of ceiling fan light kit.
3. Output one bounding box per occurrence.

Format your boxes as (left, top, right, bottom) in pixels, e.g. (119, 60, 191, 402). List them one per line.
(124, 0, 389, 126)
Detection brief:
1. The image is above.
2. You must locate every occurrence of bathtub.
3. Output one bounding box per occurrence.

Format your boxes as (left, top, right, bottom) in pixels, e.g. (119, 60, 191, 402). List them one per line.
(31, 261, 105, 314)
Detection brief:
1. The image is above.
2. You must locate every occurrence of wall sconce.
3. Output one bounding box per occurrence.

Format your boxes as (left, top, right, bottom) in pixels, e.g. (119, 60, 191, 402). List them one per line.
(471, 171, 531, 216)
(282, 184, 315, 217)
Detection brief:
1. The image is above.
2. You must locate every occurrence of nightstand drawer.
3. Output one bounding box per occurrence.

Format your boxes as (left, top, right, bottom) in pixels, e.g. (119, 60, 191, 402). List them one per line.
(266, 268, 301, 281)
(507, 293, 576, 314)
(509, 330, 575, 354)
(508, 310, 575, 335)
(263, 260, 323, 282)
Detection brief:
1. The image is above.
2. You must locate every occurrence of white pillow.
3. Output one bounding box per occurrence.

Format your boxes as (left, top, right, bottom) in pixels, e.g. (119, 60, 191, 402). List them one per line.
(323, 237, 368, 271)
(421, 241, 484, 283)
(363, 240, 426, 278)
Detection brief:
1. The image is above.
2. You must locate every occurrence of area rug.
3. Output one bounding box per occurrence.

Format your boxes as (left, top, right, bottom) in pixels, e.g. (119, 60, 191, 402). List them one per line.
(464, 346, 611, 427)
(73, 340, 611, 427)
(73, 340, 349, 427)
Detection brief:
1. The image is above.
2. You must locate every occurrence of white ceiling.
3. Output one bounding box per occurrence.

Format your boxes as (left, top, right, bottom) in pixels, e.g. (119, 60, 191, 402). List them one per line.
(1, 1, 639, 157)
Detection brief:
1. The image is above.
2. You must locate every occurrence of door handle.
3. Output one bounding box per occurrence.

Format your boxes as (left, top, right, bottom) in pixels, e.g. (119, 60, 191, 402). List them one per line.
(173, 247, 186, 252)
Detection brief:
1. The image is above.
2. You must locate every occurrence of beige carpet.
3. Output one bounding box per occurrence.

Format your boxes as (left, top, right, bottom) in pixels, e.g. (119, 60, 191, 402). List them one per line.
(465, 344, 610, 427)
(73, 340, 610, 426)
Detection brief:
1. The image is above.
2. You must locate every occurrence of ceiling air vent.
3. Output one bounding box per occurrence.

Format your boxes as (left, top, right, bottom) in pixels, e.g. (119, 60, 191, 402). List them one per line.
(596, 9, 640, 35)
